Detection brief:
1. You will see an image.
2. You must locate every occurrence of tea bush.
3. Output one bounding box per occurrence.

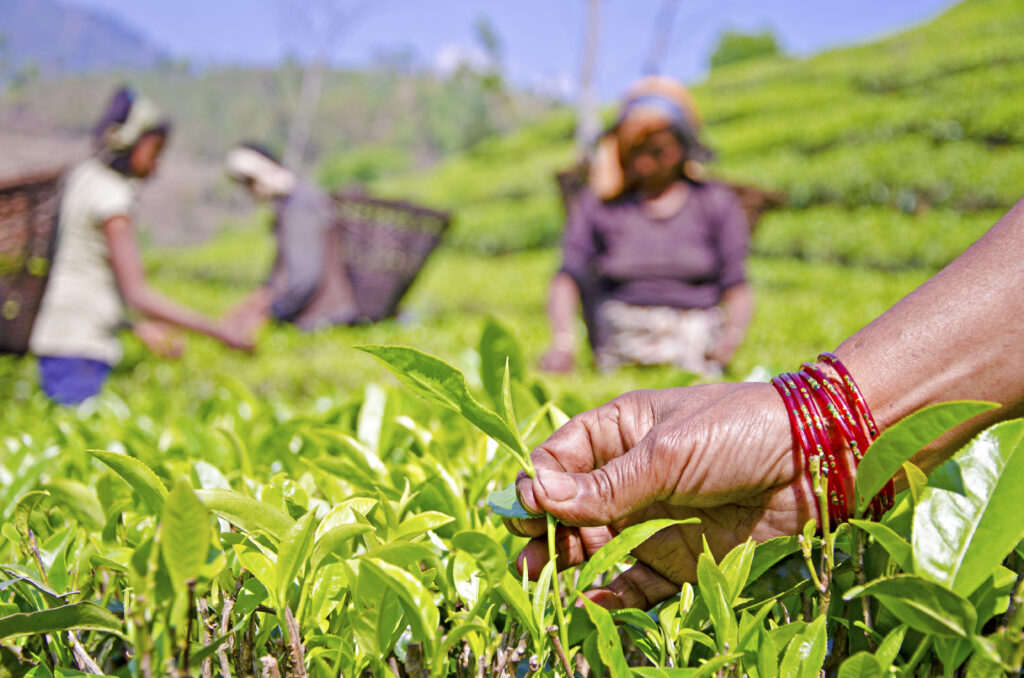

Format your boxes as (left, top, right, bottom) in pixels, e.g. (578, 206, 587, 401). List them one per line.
(3, 331, 1024, 677)
(4, 0, 1024, 674)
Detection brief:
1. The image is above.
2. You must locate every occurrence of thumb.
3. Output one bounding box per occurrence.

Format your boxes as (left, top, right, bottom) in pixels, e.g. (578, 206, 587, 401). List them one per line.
(529, 444, 664, 526)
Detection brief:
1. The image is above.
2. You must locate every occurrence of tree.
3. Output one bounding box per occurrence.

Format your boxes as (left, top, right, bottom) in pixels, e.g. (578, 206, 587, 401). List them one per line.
(278, 0, 374, 170)
(643, 0, 682, 75)
(709, 29, 781, 70)
(576, 0, 602, 160)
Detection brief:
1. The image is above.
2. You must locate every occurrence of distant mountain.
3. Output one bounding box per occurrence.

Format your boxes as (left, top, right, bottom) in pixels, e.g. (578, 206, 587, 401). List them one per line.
(0, 0, 167, 75)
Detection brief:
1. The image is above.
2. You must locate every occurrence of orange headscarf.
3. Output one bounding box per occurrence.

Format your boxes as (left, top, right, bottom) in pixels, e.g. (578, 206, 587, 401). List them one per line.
(590, 76, 707, 201)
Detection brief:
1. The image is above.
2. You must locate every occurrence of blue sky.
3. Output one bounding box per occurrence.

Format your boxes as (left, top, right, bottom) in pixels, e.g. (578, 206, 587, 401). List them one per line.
(67, 0, 958, 100)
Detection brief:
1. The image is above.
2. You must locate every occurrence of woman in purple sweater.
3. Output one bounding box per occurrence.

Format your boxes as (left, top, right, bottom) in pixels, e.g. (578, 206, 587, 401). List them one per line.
(541, 77, 753, 377)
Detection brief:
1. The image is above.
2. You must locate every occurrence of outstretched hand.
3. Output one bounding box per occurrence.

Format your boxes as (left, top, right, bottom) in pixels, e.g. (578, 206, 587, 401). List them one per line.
(134, 319, 185, 359)
(504, 382, 816, 610)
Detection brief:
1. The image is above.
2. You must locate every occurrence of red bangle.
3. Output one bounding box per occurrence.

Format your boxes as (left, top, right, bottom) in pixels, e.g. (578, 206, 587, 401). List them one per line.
(784, 372, 848, 524)
(772, 353, 894, 526)
(772, 376, 826, 526)
(818, 353, 893, 514)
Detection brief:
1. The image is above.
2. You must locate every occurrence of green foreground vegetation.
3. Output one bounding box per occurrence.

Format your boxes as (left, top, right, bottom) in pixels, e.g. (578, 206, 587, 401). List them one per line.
(3, 0, 1024, 675)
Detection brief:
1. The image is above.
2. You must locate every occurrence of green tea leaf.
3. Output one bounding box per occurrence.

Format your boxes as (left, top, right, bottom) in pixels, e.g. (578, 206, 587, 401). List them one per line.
(0, 603, 122, 639)
(779, 615, 826, 678)
(89, 449, 169, 516)
(532, 559, 555, 633)
(496, 570, 539, 641)
(902, 461, 928, 505)
(854, 401, 996, 516)
(575, 518, 700, 593)
(913, 419, 1024, 597)
(479, 317, 524, 409)
(13, 491, 48, 540)
(849, 519, 912, 571)
(747, 536, 801, 584)
(161, 480, 210, 589)
(692, 655, 741, 678)
(971, 566, 1015, 632)
(486, 482, 537, 519)
(756, 624, 780, 678)
(451, 530, 507, 589)
(697, 553, 736, 652)
(362, 557, 439, 650)
(355, 345, 531, 467)
(719, 538, 756, 601)
(581, 597, 632, 678)
(633, 667, 698, 676)
(392, 511, 454, 540)
(43, 479, 104, 530)
(837, 652, 882, 678)
(196, 489, 295, 542)
(276, 510, 318, 608)
(311, 524, 372, 569)
(874, 624, 907, 668)
(233, 547, 276, 609)
(611, 608, 659, 633)
(844, 574, 977, 637)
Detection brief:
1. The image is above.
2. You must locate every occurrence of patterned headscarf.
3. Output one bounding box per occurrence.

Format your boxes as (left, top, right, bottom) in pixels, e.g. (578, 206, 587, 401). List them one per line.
(92, 87, 170, 177)
(93, 87, 169, 153)
(590, 76, 711, 200)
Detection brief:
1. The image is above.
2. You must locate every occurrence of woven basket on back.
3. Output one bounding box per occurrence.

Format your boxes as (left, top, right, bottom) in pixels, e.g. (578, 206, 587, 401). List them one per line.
(333, 194, 450, 322)
(554, 162, 786, 232)
(0, 168, 63, 354)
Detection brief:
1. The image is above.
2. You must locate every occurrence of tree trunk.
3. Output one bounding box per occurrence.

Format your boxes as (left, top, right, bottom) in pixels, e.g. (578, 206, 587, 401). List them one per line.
(284, 56, 326, 170)
(644, 0, 682, 75)
(576, 0, 602, 160)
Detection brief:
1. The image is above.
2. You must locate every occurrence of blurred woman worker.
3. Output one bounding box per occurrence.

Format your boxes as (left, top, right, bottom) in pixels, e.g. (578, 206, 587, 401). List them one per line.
(29, 87, 254, 405)
(223, 143, 360, 331)
(540, 76, 753, 377)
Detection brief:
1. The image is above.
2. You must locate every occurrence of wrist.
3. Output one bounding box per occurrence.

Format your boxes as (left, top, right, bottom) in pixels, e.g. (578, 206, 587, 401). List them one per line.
(550, 330, 575, 352)
(772, 354, 893, 526)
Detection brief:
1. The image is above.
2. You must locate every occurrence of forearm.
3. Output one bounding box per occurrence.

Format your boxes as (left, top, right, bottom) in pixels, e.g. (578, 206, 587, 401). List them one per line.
(547, 273, 581, 350)
(125, 286, 223, 339)
(836, 198, 1024, 473)
(718, 282, 754, 347)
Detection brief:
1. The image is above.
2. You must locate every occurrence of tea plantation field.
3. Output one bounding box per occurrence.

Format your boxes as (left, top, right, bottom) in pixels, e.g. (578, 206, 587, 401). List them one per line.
(3, 0, 1024, 675)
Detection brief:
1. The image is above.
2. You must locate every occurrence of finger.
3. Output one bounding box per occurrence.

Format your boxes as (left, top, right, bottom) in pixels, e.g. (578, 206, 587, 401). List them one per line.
(528, 433, 671, 527)
(579, 561, 680, 611)
(515, 525, 616, 579)
(503, 514, 546, 538)
(517, 393, 661, 516)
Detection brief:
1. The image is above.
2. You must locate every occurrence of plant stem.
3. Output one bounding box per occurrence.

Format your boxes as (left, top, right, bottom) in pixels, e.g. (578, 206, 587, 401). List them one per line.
(546, 513, 571, 674)
(854, 525, 876, 652)
(901, 636, 931, 677)
(547, 626, 573, 675)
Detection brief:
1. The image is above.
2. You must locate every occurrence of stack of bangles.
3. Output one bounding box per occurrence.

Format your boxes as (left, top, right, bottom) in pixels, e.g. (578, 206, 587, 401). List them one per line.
(771, 352, 895, 526)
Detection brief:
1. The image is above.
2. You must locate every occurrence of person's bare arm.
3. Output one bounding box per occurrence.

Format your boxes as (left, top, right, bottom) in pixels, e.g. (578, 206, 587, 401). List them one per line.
(539, 272, 582, 372)
(506, 197, 1024, 610)
(708, 281, 754, 365)
(104, 216, 254, 351)
(838, 198, 1024, 474)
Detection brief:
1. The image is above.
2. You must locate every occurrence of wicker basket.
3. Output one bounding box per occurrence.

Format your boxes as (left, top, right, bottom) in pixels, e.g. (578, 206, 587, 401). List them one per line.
(333, 194, 450, 322)
(0, 168, 63, 354)
(555, 162, 785, 232)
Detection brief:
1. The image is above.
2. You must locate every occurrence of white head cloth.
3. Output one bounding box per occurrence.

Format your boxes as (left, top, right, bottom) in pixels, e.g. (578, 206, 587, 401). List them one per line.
(224, 146, 296, 199)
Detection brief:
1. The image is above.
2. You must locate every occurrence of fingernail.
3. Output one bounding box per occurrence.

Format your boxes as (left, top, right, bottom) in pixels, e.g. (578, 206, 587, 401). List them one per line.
(517, 480, 541, 515)
(537, 469, 578, 502)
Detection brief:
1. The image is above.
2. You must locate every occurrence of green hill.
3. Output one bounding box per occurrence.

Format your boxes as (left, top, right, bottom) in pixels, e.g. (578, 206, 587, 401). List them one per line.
(373, 0, 1024, 270)
(0, 65, 562, 168)
(3, 0, 1022, 409)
